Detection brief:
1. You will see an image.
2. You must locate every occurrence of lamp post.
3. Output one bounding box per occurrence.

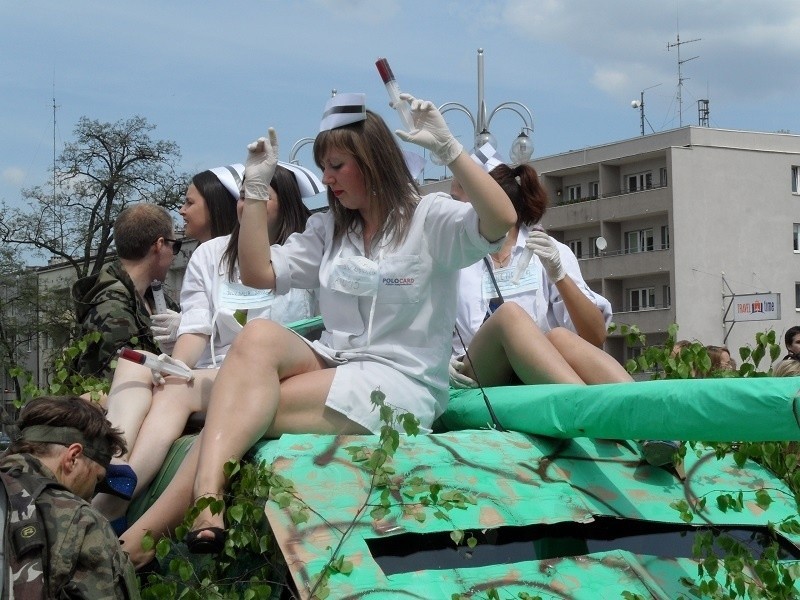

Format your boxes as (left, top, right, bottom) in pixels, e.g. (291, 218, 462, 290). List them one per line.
(289, 137, 315, 164)
(438, 48, 534, 165)
(630, 83, 662, 136)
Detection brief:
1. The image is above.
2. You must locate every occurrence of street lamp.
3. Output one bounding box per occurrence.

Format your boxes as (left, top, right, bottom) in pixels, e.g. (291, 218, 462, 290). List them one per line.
(438, 48, 535, 165)
(289, 137, 315, 164)
(630, 83, 662, 136)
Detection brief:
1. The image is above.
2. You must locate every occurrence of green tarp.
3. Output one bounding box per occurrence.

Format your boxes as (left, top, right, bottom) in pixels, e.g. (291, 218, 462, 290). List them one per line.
(440, 377, 800, 441)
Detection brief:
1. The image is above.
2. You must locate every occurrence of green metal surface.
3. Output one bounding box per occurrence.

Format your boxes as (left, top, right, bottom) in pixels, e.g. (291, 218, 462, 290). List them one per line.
(254, 428, 800, 599)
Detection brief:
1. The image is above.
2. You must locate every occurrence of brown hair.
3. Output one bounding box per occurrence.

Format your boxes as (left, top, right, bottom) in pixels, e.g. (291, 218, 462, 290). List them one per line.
(489, 163, 548, 227)
(221, 165, 311, 281)
(7, 395, 126, 460)
(114, 203, 173, 260)
(313, 109, 419, 245)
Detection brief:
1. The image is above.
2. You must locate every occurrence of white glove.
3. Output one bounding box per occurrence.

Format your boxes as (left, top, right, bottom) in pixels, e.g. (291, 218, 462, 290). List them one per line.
(394, 93, 463, 166)
(150, 309, 180, 353)
(525, 230, 566, 283)
(243, 128, 279, 201)
(151, 354, 194, 387)
(449, 356, 477, 389)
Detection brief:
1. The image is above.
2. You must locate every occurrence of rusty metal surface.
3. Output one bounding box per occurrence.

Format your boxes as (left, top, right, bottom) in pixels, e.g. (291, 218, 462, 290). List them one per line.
(255, 429, 800, 599)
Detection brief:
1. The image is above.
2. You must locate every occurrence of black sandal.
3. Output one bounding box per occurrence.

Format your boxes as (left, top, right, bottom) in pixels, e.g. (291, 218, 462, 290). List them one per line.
(186, 527, 226, 554)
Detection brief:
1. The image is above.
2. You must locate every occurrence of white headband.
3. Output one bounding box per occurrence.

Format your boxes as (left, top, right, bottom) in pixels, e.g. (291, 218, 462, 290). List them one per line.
(209, 163, 245, 201)
(403, 150, 426, 180)
(277, 161, 324, 198)
(319, 93, 367, 132)
(470, 142, 504, 173)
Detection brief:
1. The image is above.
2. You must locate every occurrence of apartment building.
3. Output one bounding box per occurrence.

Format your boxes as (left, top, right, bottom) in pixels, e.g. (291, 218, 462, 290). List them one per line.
(531, 126, 800, 363)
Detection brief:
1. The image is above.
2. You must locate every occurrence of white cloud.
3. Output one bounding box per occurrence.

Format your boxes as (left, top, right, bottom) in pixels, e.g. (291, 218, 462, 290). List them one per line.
(311, 0, 401, 24)
(591, 68, 631, 96)
(2, 167, 26, 187)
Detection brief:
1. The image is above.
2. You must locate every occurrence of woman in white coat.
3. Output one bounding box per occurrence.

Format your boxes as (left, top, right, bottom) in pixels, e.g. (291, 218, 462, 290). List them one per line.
(449, 152, 632, 387)
(95, 163, 319, 530)
(120, 91, 517, 563)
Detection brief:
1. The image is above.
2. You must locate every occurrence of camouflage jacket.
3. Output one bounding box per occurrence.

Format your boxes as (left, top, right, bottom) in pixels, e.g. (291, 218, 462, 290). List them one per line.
(71, 260, 179, 379)
(0, 453, 140, 599)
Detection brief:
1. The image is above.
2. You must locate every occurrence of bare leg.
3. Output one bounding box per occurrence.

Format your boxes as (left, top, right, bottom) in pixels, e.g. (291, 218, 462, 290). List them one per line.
(462, 302, 585, 386)
(93, 369, 218, 520)
(105, 358, 156, 454)
(129, 370, 217, 493)
(190, 321, 368, 540)
(546, 327, 633, 384)
(120, 438, 200, 568)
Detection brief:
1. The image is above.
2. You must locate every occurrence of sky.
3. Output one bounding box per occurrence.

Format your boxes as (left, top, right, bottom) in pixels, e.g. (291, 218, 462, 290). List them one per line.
(2, 0, 800, 258)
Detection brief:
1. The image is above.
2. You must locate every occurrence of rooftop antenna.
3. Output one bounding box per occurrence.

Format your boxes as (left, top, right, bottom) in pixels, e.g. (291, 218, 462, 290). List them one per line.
(52, 78, 60, 259)
(666, 22, 700, 126)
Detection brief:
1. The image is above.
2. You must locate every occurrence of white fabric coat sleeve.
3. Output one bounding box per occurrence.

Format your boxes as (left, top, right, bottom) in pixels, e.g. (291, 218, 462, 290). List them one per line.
(270, 212, 327, 295)
(176, 241, 215, 337)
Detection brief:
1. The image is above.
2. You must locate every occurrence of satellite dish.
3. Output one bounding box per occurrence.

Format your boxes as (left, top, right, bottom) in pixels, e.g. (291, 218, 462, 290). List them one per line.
(631, 100, 641, 109)
(595, 236, 607, 251)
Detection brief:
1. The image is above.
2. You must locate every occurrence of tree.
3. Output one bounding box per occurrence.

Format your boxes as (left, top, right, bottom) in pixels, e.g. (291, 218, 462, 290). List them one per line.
(0, 246, 40, 417)
(0, 115, 187, 280)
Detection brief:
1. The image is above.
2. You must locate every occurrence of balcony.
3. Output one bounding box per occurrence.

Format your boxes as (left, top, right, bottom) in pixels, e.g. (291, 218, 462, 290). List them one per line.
(578, 246, 673, 280)
(609, 306, 674, 334)
(545, 184, 671, 230)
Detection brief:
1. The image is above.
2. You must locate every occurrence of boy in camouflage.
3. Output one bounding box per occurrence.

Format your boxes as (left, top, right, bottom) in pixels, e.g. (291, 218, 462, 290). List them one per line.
(71, 203, 180, 379)
(0, 395, 140, 598)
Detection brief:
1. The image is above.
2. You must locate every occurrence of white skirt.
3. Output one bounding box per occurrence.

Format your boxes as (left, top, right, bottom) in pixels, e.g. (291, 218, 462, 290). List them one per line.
(290, 331, 437, 434)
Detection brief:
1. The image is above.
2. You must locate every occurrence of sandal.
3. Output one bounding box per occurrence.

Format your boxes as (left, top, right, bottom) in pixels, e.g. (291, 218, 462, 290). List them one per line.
(186, 527, 226, 554)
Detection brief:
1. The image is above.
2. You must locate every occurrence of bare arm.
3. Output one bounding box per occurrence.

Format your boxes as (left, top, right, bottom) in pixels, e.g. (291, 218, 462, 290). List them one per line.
(238, 199, 276, 289)
(447, 152, 516, 242)
(553, 276, 608, 347)
(170, 333, 210, 368)
(238, 129, 279, 289)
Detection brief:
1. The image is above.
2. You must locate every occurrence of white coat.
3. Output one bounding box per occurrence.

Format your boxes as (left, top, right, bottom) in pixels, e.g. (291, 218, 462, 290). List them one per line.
(453, 223, 612, 356)
(270, 193, 501, 433)
(178, 234, 316, 368)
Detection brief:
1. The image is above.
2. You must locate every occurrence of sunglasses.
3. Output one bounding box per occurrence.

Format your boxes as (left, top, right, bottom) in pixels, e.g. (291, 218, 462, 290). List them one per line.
(163, 238, 183, 256)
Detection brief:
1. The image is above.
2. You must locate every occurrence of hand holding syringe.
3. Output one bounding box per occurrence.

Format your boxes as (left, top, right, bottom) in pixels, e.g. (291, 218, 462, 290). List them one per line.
(511, 225, 546, 285)
(118, 348, 193, 382)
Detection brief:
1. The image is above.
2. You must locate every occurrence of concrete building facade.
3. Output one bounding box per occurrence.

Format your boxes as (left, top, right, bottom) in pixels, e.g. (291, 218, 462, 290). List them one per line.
(530, 126, 800, 363)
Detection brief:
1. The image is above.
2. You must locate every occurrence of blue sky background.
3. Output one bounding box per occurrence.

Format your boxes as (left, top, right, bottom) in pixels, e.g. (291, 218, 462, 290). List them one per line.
(3, 0, 799, 257)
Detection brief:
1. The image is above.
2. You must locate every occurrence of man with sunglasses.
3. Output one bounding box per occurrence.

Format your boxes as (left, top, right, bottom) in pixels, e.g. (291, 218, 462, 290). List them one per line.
(71, 203, 181, 379)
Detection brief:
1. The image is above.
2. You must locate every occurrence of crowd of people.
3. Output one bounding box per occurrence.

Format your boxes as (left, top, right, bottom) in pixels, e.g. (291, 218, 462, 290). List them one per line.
(2, 86, 798, 594)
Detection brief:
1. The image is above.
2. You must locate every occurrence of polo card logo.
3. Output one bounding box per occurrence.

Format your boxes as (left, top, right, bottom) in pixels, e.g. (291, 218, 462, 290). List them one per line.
(382, 277, 415, 286)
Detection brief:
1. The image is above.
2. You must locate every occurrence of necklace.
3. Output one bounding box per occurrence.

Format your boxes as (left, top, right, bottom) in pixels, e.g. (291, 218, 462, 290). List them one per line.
(491, 250, 511, 268)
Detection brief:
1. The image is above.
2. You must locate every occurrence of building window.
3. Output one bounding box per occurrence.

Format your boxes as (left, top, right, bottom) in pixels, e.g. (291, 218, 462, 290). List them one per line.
(568, 239, 582, 258)
(627, 171, 652, 192)
(795, 224, 800, 252)
(793, 166, 800, 194)
(589, 181, 599, 198)
(589, 236, 601, 257)
(625, 228, 654, 253)
(661, 225, 670, 250)
(567, 184, 582, 201)
(796, 283, 800, 311)
(663, 285, 671, 308)
(630, 287, 656, 311)
(659, 167, 668, 187)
